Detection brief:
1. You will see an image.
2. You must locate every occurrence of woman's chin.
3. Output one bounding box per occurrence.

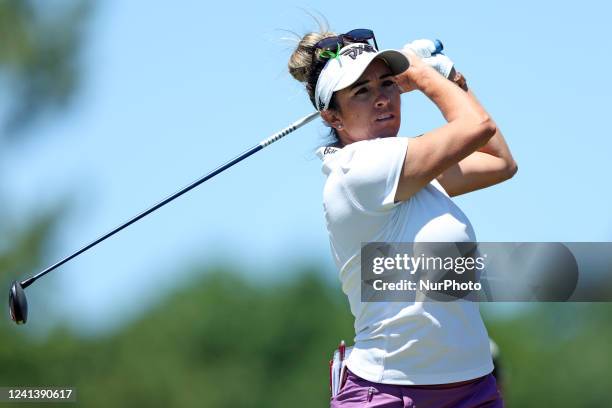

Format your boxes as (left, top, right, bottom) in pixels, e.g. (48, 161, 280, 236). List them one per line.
(374, 123, 400, 139)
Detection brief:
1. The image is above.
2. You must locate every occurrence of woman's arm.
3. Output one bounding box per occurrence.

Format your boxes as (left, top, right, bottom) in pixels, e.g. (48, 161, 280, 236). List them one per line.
(392, 53, 497, 202)
(436, 71, 518, 197)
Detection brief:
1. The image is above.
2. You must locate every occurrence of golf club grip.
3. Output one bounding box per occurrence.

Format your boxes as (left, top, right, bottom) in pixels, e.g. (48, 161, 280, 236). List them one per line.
(20, 112, 320, 289)
(433, 39, 443, 55)
(260, 111, 320, 147)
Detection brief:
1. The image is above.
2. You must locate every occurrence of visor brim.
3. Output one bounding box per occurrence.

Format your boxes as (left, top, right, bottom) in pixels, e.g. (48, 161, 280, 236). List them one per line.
(333, 49, 409, 92)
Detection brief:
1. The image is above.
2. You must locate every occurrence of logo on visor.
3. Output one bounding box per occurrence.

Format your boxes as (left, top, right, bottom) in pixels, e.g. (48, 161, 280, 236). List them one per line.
(340, 44, 376, 60)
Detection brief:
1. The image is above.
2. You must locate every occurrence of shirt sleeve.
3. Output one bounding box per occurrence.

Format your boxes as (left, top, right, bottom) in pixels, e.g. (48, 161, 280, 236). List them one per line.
(430, 178, 451, 198)
(338, 137, 409, 213)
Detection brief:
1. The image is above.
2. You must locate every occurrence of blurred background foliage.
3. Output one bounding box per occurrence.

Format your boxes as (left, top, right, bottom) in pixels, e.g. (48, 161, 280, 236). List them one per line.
(0, 0, 89, 280)
(0, 0, 90, 136)
(0, 0, 89, 337)
(0, 268, 356, 407)
(1, 1, 611, 407)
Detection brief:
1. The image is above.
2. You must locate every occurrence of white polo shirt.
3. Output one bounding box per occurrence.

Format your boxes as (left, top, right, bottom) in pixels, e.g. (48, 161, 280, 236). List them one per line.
(317, 136, 493, 385)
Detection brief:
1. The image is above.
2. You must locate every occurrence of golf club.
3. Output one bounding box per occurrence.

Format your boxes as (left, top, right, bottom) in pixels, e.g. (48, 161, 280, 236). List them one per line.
(8, 111, 320, 325)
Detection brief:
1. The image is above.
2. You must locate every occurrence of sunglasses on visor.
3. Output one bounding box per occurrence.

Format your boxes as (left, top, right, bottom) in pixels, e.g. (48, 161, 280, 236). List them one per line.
(313, 29, 379, 59)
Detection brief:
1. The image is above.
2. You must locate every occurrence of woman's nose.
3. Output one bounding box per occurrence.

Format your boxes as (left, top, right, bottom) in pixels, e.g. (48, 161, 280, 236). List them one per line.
(375, 94, 390, 108)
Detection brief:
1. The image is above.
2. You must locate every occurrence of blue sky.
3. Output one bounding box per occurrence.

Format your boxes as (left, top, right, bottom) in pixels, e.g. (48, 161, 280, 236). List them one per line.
(4, 0, 611, 334)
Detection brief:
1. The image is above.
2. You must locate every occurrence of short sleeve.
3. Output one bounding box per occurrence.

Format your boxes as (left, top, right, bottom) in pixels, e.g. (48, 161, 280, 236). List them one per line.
(338, 137, 409, 213)
(430, 178, 451, 198)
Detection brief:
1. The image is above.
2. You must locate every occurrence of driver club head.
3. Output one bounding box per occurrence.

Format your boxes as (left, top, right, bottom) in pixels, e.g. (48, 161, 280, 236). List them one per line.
(9, 281, 28, 325)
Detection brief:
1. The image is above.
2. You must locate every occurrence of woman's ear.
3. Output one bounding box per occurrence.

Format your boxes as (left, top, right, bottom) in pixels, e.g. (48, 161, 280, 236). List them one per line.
(321, 109, 343, 131)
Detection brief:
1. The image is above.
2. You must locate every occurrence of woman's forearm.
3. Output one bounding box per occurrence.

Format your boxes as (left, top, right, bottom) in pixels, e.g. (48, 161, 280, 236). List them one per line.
(446, 68, 516, 169)
(407, 65, 491, 125)
(396, 51, 492, 126)
(464, 88, 517, 170)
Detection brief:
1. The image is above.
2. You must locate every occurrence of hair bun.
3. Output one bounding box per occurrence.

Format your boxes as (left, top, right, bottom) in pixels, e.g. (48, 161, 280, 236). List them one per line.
(288, 32, 336, 83)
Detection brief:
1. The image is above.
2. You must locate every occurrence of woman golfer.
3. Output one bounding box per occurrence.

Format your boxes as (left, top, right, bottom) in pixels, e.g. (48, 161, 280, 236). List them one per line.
(288, 28, 516, 407)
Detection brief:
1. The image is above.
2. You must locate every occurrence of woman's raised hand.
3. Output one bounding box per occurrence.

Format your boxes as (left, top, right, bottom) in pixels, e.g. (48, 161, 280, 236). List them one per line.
(395, 39, 456, 93)
(405, 39, 455, 78)
(395, 47, 425, 93)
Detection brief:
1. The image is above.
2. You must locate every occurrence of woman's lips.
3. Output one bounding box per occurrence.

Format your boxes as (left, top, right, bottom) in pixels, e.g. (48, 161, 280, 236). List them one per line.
(375, 113, 394, 122)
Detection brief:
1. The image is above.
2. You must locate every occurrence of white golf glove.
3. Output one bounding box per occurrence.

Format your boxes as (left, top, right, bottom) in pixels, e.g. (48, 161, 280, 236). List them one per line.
(402, 39, 455, 79)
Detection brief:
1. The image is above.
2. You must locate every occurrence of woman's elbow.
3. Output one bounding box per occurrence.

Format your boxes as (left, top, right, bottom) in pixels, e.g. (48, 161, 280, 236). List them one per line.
(504, 160, 518, 179)
(483, 118, 498, 139)
(475, 117, 497, 145)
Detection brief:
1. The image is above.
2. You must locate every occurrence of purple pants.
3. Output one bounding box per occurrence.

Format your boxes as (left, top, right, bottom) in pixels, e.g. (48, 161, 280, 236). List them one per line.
(331, 369, 503, 408)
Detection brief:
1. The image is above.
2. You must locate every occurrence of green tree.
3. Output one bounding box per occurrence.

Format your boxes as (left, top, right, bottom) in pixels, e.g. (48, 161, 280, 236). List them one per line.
(0, 0, 90, 135)
(0, 266, 355, 407)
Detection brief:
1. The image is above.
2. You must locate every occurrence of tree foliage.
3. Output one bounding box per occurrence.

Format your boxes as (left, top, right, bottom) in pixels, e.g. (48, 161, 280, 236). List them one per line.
(0, 0, 90, 136)
(1, 267, 355, 407)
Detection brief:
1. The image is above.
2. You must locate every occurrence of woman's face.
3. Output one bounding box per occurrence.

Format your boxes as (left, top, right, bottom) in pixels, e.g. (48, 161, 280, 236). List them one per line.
(330, 59, 401, 145)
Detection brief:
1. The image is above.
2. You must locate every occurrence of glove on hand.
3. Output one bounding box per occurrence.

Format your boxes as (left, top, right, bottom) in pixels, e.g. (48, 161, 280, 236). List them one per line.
(402, 39, 454, 79)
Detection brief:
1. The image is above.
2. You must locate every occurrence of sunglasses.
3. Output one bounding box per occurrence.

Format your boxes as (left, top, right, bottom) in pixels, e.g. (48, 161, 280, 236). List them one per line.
(314, 29, 379, 59)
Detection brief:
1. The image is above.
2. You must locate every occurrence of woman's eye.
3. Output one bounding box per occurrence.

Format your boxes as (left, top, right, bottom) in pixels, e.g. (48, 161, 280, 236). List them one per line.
(383, 80, 395, 87)
(355, 88, 368, 95)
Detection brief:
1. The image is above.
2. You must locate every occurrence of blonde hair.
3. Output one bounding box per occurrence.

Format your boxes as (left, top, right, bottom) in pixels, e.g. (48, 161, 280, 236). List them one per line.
(285, 14, 340, 144)
(287, 20, 337, 108)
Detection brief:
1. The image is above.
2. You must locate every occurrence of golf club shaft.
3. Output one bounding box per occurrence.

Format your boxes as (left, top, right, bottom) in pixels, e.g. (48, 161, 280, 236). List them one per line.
(20, 111, 320, 289)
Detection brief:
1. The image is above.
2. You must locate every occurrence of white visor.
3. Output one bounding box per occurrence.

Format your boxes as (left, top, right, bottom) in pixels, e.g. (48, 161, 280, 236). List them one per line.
(314, 43, 409, 111)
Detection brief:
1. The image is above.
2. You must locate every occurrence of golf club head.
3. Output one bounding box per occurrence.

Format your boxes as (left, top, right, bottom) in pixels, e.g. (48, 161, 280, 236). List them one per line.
(9, 281, 28, 324)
